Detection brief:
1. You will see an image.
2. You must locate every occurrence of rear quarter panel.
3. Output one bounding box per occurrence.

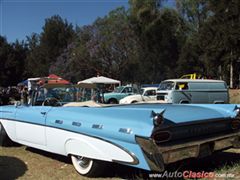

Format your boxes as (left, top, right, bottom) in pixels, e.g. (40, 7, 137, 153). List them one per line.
(44, 106, 158, 170)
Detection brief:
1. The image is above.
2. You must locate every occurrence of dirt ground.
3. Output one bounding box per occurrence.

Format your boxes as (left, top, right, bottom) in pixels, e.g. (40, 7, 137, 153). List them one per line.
(1, 90, 240, 179)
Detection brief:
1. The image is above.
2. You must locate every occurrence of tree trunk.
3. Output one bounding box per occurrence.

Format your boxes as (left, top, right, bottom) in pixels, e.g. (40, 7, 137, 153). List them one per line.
(230, 59, 233, 89)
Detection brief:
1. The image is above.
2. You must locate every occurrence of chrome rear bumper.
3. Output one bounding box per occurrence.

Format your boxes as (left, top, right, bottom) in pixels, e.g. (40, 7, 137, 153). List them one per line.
(136, 132, 240, 172)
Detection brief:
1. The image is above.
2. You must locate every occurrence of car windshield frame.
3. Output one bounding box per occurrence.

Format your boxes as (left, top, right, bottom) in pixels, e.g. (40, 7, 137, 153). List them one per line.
(31, 85, 97, 106)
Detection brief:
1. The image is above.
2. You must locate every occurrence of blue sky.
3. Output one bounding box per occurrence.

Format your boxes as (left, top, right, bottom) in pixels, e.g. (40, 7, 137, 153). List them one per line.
(0, 0, 175, 43)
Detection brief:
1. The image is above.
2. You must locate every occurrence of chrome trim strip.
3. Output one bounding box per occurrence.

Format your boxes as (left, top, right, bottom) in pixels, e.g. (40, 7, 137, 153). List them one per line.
(119, 128, 132, 134)
(55, 120, 63, 124)
(92, 124, 103, 129)
(72, 121, 81, 127)
(135, 136, 165, 172)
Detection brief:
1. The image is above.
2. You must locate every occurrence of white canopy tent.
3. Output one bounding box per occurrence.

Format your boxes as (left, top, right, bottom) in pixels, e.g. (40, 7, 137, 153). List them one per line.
(78, 76, 121, 85)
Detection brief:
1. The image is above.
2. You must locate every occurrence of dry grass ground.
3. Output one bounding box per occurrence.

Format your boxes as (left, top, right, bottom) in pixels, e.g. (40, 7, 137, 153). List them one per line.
(1, 145, 240, 180)
(0, 145, 145, 180)
(229, 89, 240, 104)
(1, 90, 240, 179)
(0, 145, 81, 180)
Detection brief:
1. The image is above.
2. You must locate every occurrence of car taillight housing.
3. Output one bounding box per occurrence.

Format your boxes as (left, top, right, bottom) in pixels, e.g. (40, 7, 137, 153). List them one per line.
(152, 131, 171, 143)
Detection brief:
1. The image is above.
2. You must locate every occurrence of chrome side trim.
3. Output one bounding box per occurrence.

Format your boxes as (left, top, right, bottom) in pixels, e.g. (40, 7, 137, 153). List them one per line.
(119, 128, 132, 134)
(135, 136, 165, 172)
(92, 124, 103, 129)
(55, 120, 63, 124)
(72, 122, 81, 127)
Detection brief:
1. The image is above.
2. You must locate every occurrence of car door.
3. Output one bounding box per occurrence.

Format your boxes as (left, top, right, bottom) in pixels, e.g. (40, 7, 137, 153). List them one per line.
(15, 105, 52, 146)
(120, 87, 133, 99)
(174, 82, 192, 103)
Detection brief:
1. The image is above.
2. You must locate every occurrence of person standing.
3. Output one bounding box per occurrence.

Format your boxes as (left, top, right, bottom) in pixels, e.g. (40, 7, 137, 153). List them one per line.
(21, 87, 28, 105)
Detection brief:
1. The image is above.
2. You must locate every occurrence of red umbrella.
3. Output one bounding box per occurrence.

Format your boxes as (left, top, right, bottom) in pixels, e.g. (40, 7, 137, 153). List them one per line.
(47, 74, 70, 84)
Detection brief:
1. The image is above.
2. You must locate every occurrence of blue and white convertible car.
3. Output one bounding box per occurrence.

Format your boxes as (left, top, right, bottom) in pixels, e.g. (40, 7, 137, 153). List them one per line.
(0, 84, 240, 177)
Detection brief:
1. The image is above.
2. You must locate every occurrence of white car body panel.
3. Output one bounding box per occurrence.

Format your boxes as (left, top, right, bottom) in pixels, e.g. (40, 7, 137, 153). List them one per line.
(0, 119, 16, 141)
(46, 127, 134, 163)
(0, 119, 135, 164)
(16, 122, 46, 145)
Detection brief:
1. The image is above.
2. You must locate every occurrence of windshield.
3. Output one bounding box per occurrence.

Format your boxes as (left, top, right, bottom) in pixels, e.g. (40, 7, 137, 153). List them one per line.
(34, 86, 95, 105)
(113, 86, 124, 93)
(36, 87, 76, 103)
(158, 81, 175, 90)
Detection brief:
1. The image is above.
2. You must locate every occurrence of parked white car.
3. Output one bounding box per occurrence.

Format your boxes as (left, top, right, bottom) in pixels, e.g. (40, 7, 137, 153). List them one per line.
(119, 87, 157, 104)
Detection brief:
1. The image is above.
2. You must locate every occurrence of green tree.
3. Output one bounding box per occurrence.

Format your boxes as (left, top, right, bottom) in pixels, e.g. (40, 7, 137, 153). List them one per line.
(176, 34, 205, 76)
(176, 0, 240, 86)
(175, 0, 209, 77)
(25, 33, 41, 77)
(0, 36, 12, 86)
(50, 8, 140, 83)
(87, 7, 140, 81)
(176, 0, 209, 31)
(199, 0, 240, 87)
(26, 15, 75, 77)
(129, 0, 187, 82)
(0, 36, 28, 86)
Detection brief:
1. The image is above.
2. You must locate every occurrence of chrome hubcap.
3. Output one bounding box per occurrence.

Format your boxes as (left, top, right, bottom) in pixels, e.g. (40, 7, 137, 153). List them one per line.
(76, 156, 91, 168)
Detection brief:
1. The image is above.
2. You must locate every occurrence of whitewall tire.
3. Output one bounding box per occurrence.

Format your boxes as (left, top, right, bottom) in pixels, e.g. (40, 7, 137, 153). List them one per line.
(71, 155, 105, 177)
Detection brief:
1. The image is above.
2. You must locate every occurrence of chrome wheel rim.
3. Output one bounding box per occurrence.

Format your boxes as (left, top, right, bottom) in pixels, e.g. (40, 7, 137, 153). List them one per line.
(71, 155, 93, 175)
(76, 156, 91, 168)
